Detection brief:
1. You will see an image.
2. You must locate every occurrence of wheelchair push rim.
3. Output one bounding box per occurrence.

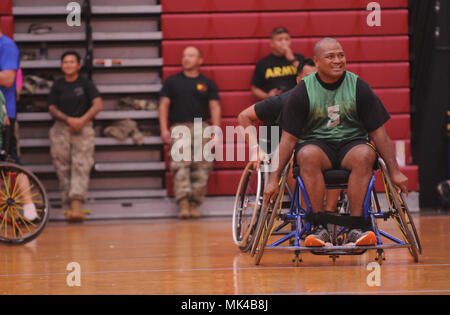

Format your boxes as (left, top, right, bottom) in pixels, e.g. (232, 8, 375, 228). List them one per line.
(0, 162, 50, 245)
(232, 162, 263, 250)
(379, 159, 421, 262)
(254, 163, 290, 265)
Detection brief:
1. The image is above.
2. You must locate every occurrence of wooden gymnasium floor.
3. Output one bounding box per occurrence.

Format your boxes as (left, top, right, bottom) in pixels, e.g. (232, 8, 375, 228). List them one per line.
(0, 212, 449, 295)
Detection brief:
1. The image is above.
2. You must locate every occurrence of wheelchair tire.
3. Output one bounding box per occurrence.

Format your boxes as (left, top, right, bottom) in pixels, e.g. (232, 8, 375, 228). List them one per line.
(0, 162, 49, 245)
(379, 159, 420, 262)
(254, 163, 290, 265)
(232, 163, 264, 252)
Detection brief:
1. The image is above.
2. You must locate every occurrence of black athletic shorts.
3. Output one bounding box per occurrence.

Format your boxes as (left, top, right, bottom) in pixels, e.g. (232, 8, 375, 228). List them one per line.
(293, 139, 374, 170)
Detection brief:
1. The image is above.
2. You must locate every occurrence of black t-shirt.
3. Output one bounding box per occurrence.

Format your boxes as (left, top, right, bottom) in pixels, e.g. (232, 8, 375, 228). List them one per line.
(281, 72, 390, 140)
(160, 72, 220, 123)
(254, 89, 292, 126)
(254, 90, 293, 154)
(252, 53, 305, 93)
(48, 76, 100, 117)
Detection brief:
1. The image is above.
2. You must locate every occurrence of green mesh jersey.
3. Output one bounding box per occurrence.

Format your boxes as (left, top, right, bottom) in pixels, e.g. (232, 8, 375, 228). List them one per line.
(300, 71, 369, 143)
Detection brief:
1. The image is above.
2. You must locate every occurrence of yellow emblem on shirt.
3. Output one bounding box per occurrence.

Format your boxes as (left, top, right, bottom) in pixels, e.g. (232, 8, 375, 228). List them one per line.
(197, 83, 208, 92)
(265, 65, 297, 79)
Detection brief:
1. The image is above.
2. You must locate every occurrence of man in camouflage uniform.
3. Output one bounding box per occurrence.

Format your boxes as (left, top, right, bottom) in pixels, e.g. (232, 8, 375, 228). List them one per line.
(48, 51, 103, 222)
(159, 46, 221, 219)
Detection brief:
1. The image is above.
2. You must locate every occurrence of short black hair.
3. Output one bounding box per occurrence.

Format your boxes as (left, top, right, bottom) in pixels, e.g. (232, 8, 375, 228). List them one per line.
(297, 58, 316, 75)
(271, 26, 290, 38)
(61, 51, 81, 63)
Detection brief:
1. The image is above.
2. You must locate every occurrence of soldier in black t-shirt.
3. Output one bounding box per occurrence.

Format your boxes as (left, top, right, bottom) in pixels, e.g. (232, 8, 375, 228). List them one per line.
(159, 46, 221, 219)
(251, 27, 305, 101)
(48, 51, 103, 223)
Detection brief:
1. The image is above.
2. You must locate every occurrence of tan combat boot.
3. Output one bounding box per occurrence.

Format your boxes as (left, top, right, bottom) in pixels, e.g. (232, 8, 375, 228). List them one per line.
(178, 198, 190, 219)
(66, 199, 86, 223)
(189, 201, 201, 219)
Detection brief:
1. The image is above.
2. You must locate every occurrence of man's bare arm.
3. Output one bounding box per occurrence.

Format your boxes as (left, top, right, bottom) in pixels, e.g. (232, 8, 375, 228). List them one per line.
(48, 105, 69, 123)
(264, 130, 298, 206)
(81, 97, 103, 123)
(208, 99, 221, 128)
(158, 96, 171, 144)
(251, 86, 270, 101)
(0, 70, 16, 88)
(370, 125, 409, 194)
(237, 104, 259, 144)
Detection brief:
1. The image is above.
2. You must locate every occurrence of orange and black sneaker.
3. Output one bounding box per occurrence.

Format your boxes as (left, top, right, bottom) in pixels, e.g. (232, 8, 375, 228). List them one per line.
(305, 225, 331, 247)
(347, 229, 377, 246)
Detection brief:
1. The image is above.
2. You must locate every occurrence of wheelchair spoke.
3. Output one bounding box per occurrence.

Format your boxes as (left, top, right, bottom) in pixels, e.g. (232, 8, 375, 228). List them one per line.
(0, 163, 49, 244)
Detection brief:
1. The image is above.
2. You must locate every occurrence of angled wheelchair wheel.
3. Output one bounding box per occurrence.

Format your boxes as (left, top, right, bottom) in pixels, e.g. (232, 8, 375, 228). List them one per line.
(0, 163, 50, 245)
(232, 162, 264, 252)
(379, 159, 421, 262)
(254, 163, 290, 265)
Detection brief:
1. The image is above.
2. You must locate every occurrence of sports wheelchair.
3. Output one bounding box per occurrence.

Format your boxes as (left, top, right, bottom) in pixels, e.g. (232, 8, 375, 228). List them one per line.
(0, 146, 49, 245)
(233, 155, 422, 266)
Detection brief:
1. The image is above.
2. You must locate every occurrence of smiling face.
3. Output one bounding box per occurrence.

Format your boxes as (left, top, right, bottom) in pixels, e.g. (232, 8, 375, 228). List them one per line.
(314, 40, 346, 83)
(61, 54, 81, 76)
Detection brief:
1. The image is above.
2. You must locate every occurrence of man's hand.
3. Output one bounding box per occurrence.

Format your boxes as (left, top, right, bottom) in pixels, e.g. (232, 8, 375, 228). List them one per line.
(250, 146, 269, 170)
(268, 88, 283, 97)
(67, 117, 86, 133)
(283, 45, 295, 62)
(264, 177, 280, 208)
(390, 170, 409, 196)
(161, 128, 172, 145)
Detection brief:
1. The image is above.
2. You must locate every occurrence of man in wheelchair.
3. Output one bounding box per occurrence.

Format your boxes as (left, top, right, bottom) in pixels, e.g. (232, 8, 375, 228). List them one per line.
(264, 38, 409, 247)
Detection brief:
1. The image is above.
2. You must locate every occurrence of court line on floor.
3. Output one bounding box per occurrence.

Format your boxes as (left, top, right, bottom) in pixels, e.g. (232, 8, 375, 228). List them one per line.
(1, 263, 450, 278)
(271, 289, 450, 295)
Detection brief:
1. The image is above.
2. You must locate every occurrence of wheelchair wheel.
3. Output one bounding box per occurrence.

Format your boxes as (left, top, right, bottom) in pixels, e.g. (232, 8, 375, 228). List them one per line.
(254, 163, 290, 265)
(232, 162, 264, 252)
(0, 162, 49, 245)
(379, 159, 421, 262)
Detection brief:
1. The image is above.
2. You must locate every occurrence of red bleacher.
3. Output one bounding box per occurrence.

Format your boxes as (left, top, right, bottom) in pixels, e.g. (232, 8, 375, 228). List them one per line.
(163, 36, 410, 65)
(0, 16, 13, 39)
(163, 63, 410, 90)
(0, 0, 12, 15)
(162, 0, 408, 13)
(162, 11, 408, 39)
(162, 0, 417, 195)
(0, 0, 13, 39)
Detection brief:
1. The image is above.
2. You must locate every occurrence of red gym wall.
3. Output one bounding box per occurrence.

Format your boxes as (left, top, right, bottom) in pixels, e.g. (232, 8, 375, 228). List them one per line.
(0, 0, 13, 39)
(161, 0, 418, 196)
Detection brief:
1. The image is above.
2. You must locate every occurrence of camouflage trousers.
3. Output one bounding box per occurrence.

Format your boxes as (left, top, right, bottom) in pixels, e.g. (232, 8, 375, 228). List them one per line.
(49, 120, 95, 204)
(169, 122, 214, 206)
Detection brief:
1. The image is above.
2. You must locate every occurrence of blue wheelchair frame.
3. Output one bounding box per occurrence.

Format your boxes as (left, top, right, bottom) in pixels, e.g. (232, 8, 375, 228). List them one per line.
(266, 169, 410, 258)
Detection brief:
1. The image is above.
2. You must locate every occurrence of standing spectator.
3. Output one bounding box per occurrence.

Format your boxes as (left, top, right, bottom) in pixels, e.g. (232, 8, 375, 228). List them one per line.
(251, 27, 305, 101)
(48, 51, 103, 223)
(159, 46, 221, 219)
(0, 25, 20, 162)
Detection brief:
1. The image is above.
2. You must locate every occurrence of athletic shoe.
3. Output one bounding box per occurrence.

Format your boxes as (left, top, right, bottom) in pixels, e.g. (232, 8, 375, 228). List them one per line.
(305, 225, 331, 247)
(346, 229, 377, 246)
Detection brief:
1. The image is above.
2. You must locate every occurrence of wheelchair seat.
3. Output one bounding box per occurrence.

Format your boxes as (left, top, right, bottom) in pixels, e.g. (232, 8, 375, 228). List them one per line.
(293, 166, 350, 186)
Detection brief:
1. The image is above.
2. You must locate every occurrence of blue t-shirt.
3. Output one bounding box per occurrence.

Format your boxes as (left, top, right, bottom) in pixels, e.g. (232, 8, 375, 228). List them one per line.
(0, 35, 20, 119)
